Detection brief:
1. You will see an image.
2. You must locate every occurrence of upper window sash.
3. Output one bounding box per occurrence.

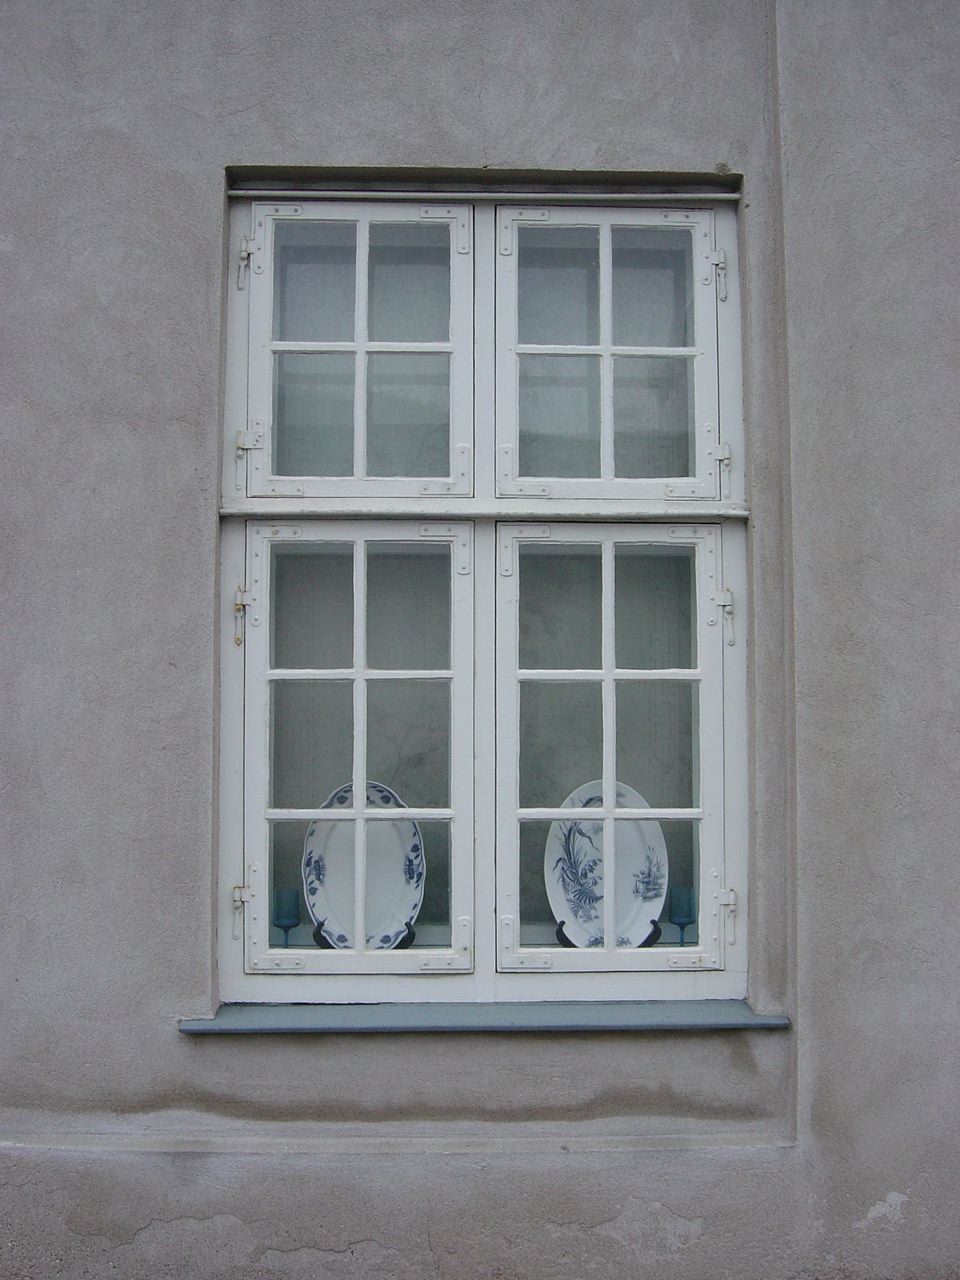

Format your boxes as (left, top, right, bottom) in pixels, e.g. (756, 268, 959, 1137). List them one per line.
(243, 202, 474, 499)
(495, 207, 722, 500)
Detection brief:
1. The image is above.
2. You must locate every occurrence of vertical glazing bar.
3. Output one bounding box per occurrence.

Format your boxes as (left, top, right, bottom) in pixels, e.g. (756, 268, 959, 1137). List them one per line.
(599, 221, 615, 481)
(353, 537, 367, 951)
(601, 536, 616, 953)
(354, 215, 370, 478)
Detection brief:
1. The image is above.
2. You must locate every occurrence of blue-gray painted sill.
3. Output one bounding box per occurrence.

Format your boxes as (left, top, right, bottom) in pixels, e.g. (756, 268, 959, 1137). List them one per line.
(179, 1000, 790, 1035)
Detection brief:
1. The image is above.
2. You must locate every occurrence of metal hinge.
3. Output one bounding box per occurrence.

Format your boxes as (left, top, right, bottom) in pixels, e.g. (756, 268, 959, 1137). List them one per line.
(234, 423, 263, 491)
(234, 587, 252, 646)
(232, 884, 252, 939)
(712, 439, 733, 498)
(717, 587, 735, 646)
(718, 887, 738, 945)
(703, 248, 728, 301)
(236, 428, 263, 452)
(237, 233, 260, 289)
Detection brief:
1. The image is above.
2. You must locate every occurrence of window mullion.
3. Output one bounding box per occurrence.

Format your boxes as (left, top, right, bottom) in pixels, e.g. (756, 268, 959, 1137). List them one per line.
(354, 214, 370, 479)
(599, 221, 614, 481)
(601, 538, 616, 952)
(352, 537, 367, 953)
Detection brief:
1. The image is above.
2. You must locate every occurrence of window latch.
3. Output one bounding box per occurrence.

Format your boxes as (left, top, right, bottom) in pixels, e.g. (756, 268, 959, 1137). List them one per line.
(234, 588, 252, 646)
(704, 249, 728, 301)
(237, 234, 254, 289)
(232, 884, 252, 938)
(718, 888, 737, 944)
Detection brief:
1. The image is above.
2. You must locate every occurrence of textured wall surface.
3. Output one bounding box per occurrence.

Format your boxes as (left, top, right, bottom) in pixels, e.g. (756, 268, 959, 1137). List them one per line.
(1, 0, 958, 1276)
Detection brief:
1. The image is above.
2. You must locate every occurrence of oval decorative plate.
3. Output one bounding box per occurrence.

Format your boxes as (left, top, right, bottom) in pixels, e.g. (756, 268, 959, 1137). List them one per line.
(302, 781, 425, 950)
(543, 780, 668, 948)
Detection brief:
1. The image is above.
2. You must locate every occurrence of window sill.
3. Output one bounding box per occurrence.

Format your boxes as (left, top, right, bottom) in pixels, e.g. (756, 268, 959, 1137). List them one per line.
(179, 1000, 790, 1035)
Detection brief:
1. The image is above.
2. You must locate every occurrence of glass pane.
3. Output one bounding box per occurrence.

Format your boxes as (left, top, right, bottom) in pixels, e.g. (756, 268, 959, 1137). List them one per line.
(615, 545, 696, 669)
(616, 680, 697, 809)
(366, 679, 449, 808)
(612, 817, 668, 949)
(366, 352, 449, 477)
(519, 544, 601, 670)
(518, 820, 561, 947)
(271, 680, 353, 809)
(612, 227, 692, 347)
(367, 544, 450, 670)
(541, 811, 606, 947)
(301, 815, 356, 948)
(654, 821, 700, 948)
(613, 355, 693, 478)
(365, 818, 451, 949)
(518, 225, 600, 345)
(269, 820, 314, 948)
(273, 221, 356, 342)
(272, 544, 353, 670)
(519, 354, 601, 477)
(274, 352, 354, 476)
(519, 681, 602, 808)
(368, 223, 450, 341)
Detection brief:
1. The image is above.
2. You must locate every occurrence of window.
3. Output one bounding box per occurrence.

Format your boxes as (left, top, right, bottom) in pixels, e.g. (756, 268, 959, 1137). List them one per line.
(219, 194, 746, 1006)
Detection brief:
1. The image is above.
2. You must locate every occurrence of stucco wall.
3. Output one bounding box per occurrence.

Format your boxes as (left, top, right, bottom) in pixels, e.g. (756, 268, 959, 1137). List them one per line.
(1, 1, 957, 1277)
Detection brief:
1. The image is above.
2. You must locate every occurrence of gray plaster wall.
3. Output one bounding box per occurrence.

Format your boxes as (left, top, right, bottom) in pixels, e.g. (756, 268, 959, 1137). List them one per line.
(1, 1, 957, 1277)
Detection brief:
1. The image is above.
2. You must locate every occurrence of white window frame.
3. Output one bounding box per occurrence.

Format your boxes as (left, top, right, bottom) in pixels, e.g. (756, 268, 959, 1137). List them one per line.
(219, 195, 748, 1007)
(495, 206, 721, 501)
(238, 201, 474, 500)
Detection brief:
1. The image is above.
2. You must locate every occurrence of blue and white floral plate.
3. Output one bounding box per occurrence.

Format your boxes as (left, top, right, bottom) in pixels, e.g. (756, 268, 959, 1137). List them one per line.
(302, 781, 425, 949)
(543, 781, 668, 948)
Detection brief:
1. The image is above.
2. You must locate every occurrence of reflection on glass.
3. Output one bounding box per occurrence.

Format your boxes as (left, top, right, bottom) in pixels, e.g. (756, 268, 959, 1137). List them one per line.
(274, 352, 355, 476)
(364, 819, 451, 949)
(616, 681, 697, 809)
(271, 680, 353, 809)
(615, 545, 696, 669)
(368, 223, 450, 341)
(613, 355, 693, 478)
(519, 681, 602, 808)
(519, 354, 601, 477)
(519, 544, 602, 670)
(612, 227, 692, 347)
(272, 545, 353, 670)
(366, 352, 449, 477)
(518, 820, 558, 947)
(367, 544, 450, 671)
(366, 679, 450, 808)
(269, 820, 313, 947)
(518, 225, 600, 345)
(273, 221, 356, 342)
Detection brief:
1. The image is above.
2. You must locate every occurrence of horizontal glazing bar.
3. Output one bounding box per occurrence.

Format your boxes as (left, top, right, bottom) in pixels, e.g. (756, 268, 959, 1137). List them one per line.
(268, 669, 454, 680)
(517, 807, 703, 820)
(518, 669, 701, 680)
(267, 808, 456, 821)
(515, 345, 697, 357)
(271, 341, 454, 353)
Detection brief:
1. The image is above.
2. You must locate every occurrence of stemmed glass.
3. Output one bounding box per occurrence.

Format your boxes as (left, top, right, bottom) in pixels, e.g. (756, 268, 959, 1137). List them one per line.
(273, 887, 301, 947)
(668, 886, 696, 946)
